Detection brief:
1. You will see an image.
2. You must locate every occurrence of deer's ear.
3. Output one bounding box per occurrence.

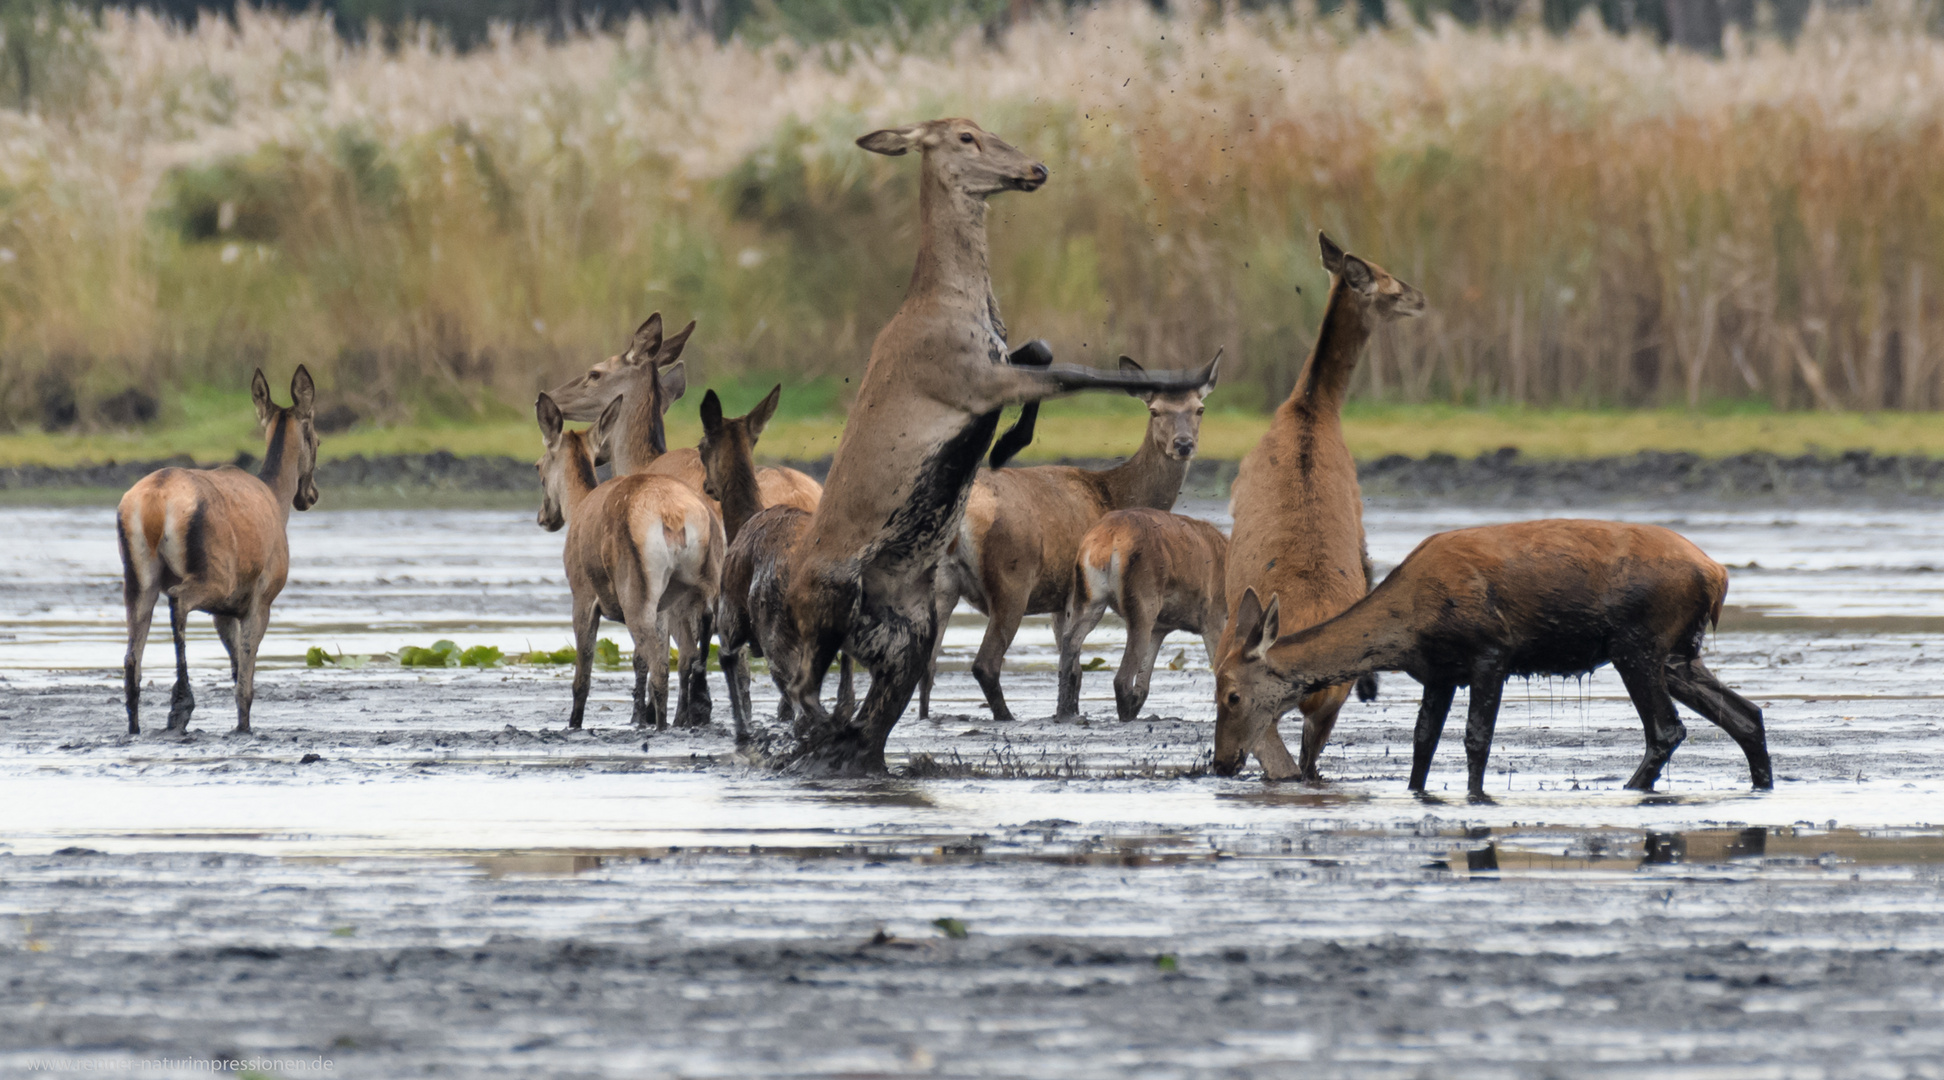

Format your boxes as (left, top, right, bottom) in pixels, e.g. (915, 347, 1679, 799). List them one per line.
(589, 393, 626, 458)
(700, 389, 724, 436)
(659, 320, 696, 366)
(1198, 349, 1223, 397)
(1339, 253, 1377, 294)
(1118, 356, 1152, 400)
(1235, 589, 1278, 663)
(747, 384, 782, 439)
(657, 360, 687, 404)
(251, 369, 275, 428)
(1318, 232, 1346, 274)
(289, 365, 316, 418)
(536, 393, 565, 448)
(626, 314, 663, 365)
(857, 126, 922, 156)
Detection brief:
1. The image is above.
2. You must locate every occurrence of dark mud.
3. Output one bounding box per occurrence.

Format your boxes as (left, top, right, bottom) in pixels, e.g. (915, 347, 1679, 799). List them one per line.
(17, 448, 1944, 505)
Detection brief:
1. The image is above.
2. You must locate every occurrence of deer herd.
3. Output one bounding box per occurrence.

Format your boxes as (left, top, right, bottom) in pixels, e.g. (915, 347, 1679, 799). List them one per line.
(115, 118, 1774, 799)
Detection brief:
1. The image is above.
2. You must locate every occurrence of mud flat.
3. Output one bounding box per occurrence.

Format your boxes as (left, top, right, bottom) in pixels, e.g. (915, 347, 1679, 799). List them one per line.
(2, 502, 1943, 1077)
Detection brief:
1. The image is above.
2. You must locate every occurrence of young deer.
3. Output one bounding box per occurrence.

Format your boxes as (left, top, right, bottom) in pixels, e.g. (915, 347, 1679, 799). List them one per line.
(1058, 508, 1228, 723)
(546, 313, 821, 513)
(696, 387, 853, 743)
(1216, 519, 1774, 797)
(1219, 233, 1425, 782)
(761, 118, 1215, 774)
(929, 356, 1219, 723)
(117, 367, 320, 734)
(535, 392, 723, 731)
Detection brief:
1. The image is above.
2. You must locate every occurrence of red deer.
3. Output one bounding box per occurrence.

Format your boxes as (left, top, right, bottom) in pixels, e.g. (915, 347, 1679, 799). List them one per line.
(546, 313, 820, 513)
(534, 392, 723, 730)
(1214, 519, 1774, 797)
(1219, 233, 1425, 781)
(117, 367, 320, 734)
(927, 357, 1218, 722)
(755, 118, 1216, 775)
(697, 387, 853, 743)
(1058, 508, 1228, 723)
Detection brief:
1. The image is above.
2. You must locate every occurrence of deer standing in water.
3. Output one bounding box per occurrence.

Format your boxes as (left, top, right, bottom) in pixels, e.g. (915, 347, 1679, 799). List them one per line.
(1058, 508, 1228, 723)
(925, 356, 1218, 722)
(117, 367, 320, 734)
(535, 392, 723, 730)
(754, 118, 1215, 775)
(1216, 519, 1774, 797)
(546, 314, 821, 513)
(1219, 233, 1425, 781)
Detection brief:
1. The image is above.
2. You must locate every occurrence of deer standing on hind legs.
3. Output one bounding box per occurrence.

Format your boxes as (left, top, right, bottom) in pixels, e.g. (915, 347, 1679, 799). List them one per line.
(922, 355, 1219, 723)
(1216, 233, 1425, 782)
(535, 392, 723, 731)
(118, 367, 321, 735)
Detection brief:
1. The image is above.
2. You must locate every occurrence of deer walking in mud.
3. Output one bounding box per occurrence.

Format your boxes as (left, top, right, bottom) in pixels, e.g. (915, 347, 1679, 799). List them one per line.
(752, 118, 1217, 775)
(546, 313, 821, 513)
(117, 367, 321, 735)
(1215, 519, 1774, 797)
(1219, 233, 1425, 781)
(923, 356, 1219, 723)
(535, 392, 723, 731)
(1058, 509, 1229, 723)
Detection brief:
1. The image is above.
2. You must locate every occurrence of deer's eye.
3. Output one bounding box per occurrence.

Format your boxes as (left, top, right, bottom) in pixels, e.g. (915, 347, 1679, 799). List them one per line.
(1196, 407, 1205, 415)
(1227, 692, 1241, 706)
(959, 132, 975, 144)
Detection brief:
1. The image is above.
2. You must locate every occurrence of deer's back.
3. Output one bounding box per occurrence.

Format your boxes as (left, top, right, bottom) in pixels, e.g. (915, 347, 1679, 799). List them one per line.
(119, 466, 286, 606)
(960, 466, 1113, 612)
(1079, 509, 1227, 626)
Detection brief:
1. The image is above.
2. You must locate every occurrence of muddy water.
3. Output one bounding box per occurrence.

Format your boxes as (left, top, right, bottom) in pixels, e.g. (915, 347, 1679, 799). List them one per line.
(3, 501, 1943, 1077)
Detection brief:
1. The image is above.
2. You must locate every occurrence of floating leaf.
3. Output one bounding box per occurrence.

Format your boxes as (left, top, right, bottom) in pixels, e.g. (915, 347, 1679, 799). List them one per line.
(1167, 649, 1187, 671)
(1082, 657, 1109, 672)
(398, 640, 460, 667)
(1155, 953, 1178, 972)
(306, 646, 329, 668)
(517, 646, 576, 665)
(330, 926, 357, 938)
(459, 644, 503, 668)
(931, 917, 969, 940)
(595, 638, 623, 667)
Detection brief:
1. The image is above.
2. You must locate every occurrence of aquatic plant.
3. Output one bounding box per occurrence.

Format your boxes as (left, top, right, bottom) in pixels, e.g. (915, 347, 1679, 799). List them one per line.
(397, 639, 461, 667)
(458, 644, 503, 667)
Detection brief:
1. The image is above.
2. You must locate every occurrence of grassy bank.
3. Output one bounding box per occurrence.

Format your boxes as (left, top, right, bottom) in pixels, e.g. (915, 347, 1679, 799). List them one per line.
(13, 399, 1944, 468)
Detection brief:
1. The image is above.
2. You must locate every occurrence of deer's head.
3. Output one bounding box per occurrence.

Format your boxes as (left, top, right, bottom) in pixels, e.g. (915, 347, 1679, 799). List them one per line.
(1319, 233, 1426, 322)
(857, 119, 1047, 198)
(1122, 352, 1220, 462)
(545, 312, 693, 425)
(251, 365, 321, 511)
(534, 391, 602, 533)
(697, 385, 781, 502)
(1213, 589, 1305, 776)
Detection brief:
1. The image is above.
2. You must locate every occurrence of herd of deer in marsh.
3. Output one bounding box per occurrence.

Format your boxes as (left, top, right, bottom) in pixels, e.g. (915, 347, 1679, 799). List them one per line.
(115, 118, 1775, 799)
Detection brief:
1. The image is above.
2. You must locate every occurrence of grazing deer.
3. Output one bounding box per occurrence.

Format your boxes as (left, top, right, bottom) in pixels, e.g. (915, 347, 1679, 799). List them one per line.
(535, 392, 723, 731)
(755, 118, 1216, 775)
(1219, 232, 1425, 782)
(695, 386, 853, 742)
(546, 313, 821, 513)
(1215, 519, 1774, 797)
(1058, 508, 1228, 723)
(928, 356, 1219, 723)
(117, 367, 320, 735)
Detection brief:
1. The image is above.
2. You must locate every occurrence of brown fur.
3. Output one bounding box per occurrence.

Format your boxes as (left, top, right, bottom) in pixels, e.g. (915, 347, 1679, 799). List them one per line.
(928, 356, 1218, 722)
(754, 118, 1216, 775)
(546, 312, 821, 514)
(536, 393, 724, 731)
(1058, 508, 1228, 723)
(1216, 519, 1773, 797)
(117, 367, 320, 734)
(1218, 233, 1426, 781)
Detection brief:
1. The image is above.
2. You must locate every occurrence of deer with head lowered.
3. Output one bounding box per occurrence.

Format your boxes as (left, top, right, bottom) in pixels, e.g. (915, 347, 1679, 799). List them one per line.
(1218, 232, 1425, 782)
(546, 313, 821, 513)
(1216, 519, 1774, 797)
(926, 355, 1219, 723)
(535, 388, 723, 731)
(117, 367, 321, 734)
(748, 117, 1216, 775)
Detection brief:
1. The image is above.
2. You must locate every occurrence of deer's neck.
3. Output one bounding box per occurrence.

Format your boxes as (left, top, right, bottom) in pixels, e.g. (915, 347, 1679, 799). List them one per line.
(257, 413, 300, 522)
(1271, 596, 1411, 691)
(1094, 432, 1190, 512)
(613, 383, 665, 476)
(908, 178, 993, 314)
(715, 445, 764, 545)
(1288, 278, 1373, 412)
(562, 440, 600, 518)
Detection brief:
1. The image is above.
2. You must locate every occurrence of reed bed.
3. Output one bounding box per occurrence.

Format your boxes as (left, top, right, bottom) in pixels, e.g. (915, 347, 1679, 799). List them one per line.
(2, 1, 1942, 429)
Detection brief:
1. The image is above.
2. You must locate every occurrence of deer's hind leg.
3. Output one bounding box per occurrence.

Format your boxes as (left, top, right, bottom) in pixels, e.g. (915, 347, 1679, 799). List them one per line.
(1407, 682, 1457, 792)
(214, 614, 241, 683)
(1461, 662, 1509, 800)
(164, 595, 196, 733)
(1055, 582, 1108, 722)
(568, 596, 600, 730)
(230, 603, 268, 735)
(122, 579, 161, 736)
(672, 600, 713, 729)
(1616, 653, 1689, 792)
(1112, 596, 1161, 724)
(970, 576, 1030, 725)
(1664, 655, 1771, 789)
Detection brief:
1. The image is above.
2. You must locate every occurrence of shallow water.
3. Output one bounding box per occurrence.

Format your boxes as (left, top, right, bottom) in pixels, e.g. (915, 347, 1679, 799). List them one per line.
(3, 500, 1943, 1077)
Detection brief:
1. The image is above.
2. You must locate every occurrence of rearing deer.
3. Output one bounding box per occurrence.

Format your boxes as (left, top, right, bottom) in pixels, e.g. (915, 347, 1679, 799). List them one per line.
(1218, 233, 1425, 781)
(757, 118, 1216, 775)
(929, 355, 1218, 723)
(117, 367, 320, 735)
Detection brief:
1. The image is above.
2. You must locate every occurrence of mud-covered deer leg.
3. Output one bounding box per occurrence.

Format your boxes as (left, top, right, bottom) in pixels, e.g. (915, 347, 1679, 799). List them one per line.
(1462, 663, 1508, 799)
(1112, 599, 1158, 723)
(1616, 654, 1689, 792)
(568, 598, 599, 730)
(1296, 687, 1350, 784)
(123, 583, 159, 736)
(1056, 587, 1108, 721)
(231, 605, 266, 735)
(165, 595, 195, 732)
(970, 583, 1029, 724)
(1664, 656, 1771, 789)
(1407, 682, 1457, 791)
